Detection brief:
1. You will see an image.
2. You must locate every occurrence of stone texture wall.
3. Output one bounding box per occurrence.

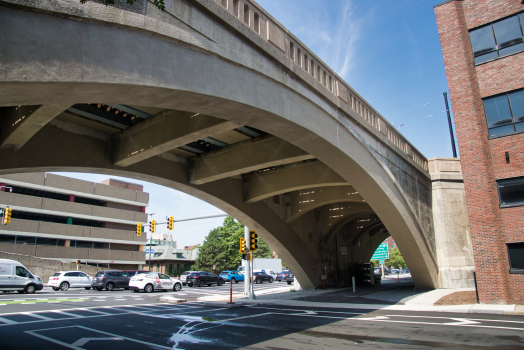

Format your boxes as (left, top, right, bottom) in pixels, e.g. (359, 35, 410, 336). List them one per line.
(435, 0, 524, 303)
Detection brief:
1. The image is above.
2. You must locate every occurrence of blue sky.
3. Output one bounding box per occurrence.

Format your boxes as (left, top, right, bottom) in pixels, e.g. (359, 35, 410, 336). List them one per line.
(55, 0, 454, 248)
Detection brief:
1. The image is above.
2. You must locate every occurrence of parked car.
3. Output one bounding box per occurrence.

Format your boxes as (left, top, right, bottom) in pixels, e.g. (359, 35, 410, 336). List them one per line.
(180, 271, 198, 286)
(124, 270, 149, 277)
(170, 276, 183, 291)
(285, 272, 294, 285)
(0, 259, 43, 294)
(48, 271, 93, 291)
(219, 270, 244, 283)
(253, 269, 277, 281)
(402, 268, 410, 274)
(129, 273, 181, 293)
(390, 269, 400, 274)
(253, 272, 273, 284)
(277, 270, 292, 282)
(91, 270, 130, 291)
(186, 271, 224, 287)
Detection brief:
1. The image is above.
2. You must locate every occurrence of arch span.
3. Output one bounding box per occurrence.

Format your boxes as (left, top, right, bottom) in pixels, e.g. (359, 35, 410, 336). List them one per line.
(0, 2, 437, 288)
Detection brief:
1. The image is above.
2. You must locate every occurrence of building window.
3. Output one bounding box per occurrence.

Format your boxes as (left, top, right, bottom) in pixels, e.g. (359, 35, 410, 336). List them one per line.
(221, 0, 227, 9)
(297, 49, 302, 66)
(483, 89, 524, 137)
(508, 242, 524, 273)
(469, 13, 524, 65)
(498, 176, 524, 208)
(289, 42, 294, 60)
(304, 55, 308, 72)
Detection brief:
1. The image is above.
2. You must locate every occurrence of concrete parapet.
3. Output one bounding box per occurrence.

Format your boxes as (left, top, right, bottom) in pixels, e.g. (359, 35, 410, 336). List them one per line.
(0, 172, 45, 186)
(1, 218, 40, 233)
(0, 191, 42, 209)
(91, 227, 134, 241)
(42, 197, 93, 216)
(36, 245, 89, 259)
(95, 183, 139, 202)
(0, 242, 36, 255)
(93, 205, 134, 221)
(44, 173, 95, 194)
(134, 211, 148, 223)
(39, 221, 90, 237)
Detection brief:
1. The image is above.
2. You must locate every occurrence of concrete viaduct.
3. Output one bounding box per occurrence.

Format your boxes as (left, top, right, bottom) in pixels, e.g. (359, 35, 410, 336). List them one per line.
(0, 0, 474, 290)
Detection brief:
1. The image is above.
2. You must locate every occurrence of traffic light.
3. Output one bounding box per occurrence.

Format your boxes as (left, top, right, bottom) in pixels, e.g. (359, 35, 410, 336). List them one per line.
(167, 216, 174, 231)
(249, 231, 258, 252)
(150, 220, 156, 233)
(76, 260, 81, 265)
(3, 207, 12, 225)
(239, 237, 246, 253)
(136, 222, 142, 236)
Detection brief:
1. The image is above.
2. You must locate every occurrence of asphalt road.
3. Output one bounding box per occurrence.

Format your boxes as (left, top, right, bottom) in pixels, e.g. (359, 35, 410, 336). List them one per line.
(1, 281, 524, 349)
(0, 280, 289, 313)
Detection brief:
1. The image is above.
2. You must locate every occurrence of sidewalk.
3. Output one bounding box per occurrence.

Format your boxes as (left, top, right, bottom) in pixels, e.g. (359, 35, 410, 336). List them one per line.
(195, 275, 524, 316)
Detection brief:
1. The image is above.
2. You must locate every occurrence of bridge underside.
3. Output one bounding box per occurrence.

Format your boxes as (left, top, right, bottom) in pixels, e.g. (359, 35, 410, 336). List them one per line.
(0, 1, 438, 289)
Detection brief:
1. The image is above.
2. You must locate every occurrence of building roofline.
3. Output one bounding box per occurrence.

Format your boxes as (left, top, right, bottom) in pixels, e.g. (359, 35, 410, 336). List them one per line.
(434, 0, 462, 9)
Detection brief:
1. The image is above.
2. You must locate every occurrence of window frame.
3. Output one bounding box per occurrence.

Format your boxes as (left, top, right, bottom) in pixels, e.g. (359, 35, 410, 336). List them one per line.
(483, 88, 524, 139)
(497, 176, 524, 208)
(507, 242, 524, 274)
(469, 11, 524, 66)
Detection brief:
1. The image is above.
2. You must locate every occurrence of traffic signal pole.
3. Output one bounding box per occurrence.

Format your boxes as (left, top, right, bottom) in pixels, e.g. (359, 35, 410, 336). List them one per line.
(243, 225, 252, 297)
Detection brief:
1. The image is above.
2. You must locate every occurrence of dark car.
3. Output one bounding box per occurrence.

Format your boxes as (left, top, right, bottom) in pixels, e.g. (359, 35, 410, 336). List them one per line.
(91, 270, 130, 291)
(124, 270, 149, 277)
(374, 269, 382, 285)
(285, 272, 294, 285)
(186, 271, 224, 287)
(278, 270, 292, 282)
(253, 272, 273, 284)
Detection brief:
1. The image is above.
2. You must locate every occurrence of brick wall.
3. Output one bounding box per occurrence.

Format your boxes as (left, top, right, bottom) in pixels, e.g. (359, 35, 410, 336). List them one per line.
(434, 0, 524, 304)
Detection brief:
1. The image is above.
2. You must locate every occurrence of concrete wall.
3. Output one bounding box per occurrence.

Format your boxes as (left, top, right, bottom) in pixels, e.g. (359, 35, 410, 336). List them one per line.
(429, 158, 475, 288)
(0, 250, 108, 284)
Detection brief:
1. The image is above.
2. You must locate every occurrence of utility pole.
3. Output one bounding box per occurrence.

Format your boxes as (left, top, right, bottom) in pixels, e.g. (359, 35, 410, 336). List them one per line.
(443, 92, 458, 158)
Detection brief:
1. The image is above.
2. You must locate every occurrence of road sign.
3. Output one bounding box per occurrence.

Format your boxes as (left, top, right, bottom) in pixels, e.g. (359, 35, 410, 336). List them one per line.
(371, 243, 389, 260)
(145, 248, 155, 255)
(379, 259, 385, 264)
(340, 246, 348, 256)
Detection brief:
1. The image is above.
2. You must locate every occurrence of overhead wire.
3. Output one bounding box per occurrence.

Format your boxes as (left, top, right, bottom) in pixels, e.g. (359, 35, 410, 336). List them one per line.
(391, 94, 443, 127)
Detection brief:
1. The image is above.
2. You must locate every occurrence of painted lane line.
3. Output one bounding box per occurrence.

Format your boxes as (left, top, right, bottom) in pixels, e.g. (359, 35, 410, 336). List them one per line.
(20, 312, 54, 321)
(0, 317, 17, 325)
(0, 302, 168, 317)
(386, 314, 524, 325)
(345, 317, 524, 331)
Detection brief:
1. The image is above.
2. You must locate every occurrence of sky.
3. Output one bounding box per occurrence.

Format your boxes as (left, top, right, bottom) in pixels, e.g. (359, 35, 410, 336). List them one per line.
(54, 0, 454, 248)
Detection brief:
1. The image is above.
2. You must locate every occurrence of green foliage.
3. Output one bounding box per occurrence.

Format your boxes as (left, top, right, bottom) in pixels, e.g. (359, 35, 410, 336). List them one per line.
(79, 0, 165, 11)
(191, 216, 275, 274)
(385, 247, 406, 269)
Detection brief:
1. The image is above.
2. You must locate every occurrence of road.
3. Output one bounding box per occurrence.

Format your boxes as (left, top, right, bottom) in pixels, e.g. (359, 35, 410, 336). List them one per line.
(1, 282, 523, 349)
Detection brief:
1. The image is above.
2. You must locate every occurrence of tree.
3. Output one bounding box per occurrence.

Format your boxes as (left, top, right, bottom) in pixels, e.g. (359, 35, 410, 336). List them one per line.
(385, 247, 406, 270)
(80, 0, 165, 11)
(191, 216, 277, 273)
(192, 228, 227, 274)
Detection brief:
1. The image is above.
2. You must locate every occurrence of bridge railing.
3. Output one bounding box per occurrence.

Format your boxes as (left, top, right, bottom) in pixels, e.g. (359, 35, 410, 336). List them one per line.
(213, 0, 428, 172)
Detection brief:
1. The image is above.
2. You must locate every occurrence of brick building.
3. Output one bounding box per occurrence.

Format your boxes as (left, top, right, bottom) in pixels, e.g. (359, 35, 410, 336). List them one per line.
(435, 0, 524, 304)
(0, 173, 148, 269)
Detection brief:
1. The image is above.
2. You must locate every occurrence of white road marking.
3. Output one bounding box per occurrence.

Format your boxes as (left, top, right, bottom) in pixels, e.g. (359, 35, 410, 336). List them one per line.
(71, 337, 123, 347)
(21, 312, 54, 321)
(0, 317, 17, 324)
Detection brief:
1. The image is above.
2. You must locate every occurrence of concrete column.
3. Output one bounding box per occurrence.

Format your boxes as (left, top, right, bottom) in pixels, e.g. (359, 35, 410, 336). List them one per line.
(429, 158, 475, 288)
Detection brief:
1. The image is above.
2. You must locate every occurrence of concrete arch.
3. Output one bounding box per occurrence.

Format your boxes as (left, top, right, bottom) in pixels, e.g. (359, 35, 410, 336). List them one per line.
(0, 3, 437, 288)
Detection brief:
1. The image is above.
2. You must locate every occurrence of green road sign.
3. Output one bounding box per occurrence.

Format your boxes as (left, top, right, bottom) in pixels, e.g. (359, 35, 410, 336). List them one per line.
(371, 243, 389, 260)
(379, 259, 385, 264)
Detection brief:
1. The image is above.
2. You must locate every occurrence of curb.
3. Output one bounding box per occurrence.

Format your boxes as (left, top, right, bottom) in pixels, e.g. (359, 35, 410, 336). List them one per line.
(159, 296, 187, 304)
(203, 301, 243, 308)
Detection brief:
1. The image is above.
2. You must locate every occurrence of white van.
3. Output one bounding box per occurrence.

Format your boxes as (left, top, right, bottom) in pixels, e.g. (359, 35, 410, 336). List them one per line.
(0, 259, 43, 294)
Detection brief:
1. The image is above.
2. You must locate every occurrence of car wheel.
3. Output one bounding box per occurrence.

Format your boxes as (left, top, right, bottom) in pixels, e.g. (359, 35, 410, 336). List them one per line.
(198, 280, 205, 288)
(144, 284, 153, 293)
(217, 280, 223, 286)
(59, 282, 70, 291)
(269, 278, 274, 283)
(24, 284, 36, 294)
(106, 282, 114, 291)
(188, 283, 193, 287)
(124, 288, 129, 290)
(287, 281, 292, 285)
(84, 287, 91, 290)
(96, 287, 103, 291)
(174, 283, 182, 291)
(235, 279, 239, 284)
(52, 287, 59, 291)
